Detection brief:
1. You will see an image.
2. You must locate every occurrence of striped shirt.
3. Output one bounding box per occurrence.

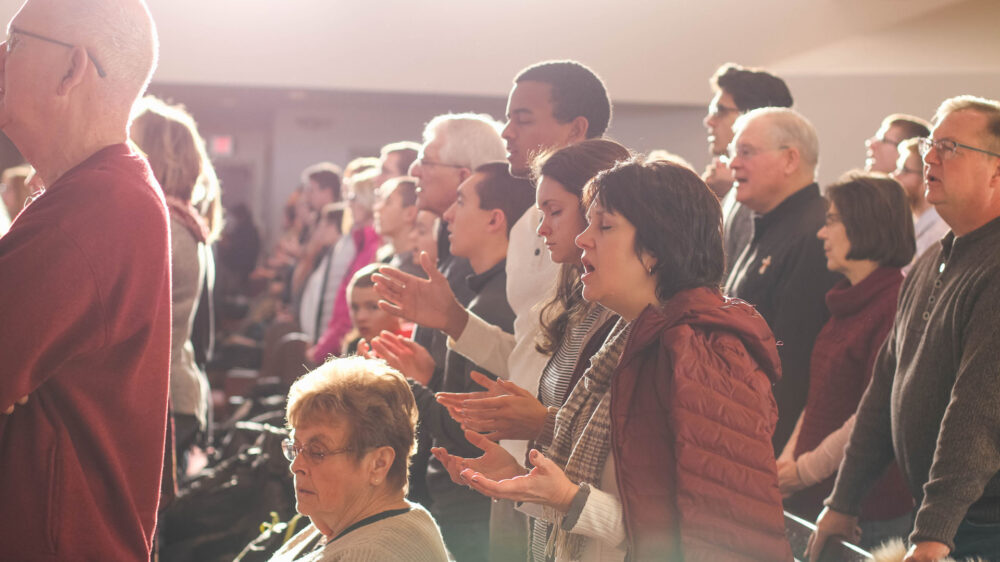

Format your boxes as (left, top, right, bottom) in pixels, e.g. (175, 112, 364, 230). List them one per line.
(532, 304, 612, 561)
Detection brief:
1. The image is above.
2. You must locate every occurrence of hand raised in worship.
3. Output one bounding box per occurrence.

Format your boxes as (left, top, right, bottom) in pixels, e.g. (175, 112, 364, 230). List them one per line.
(702, 155, 735, 192)
(431, 429, 527, 488)
(435, 370, 506, 423)
(462, 448, 580, 513)
(373, 251, 469, 339)
(806, 507, 861, 562)
(3, 395, 29, 415)
(436, 371, 548, 441)
(902, 541, 951, 562)
(368, 330, 435, 386)
(355, 339, 377, 359)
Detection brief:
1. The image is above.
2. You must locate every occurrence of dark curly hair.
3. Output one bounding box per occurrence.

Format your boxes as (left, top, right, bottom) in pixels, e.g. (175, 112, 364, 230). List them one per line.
(515, 60, 612, 139)
(711, 63, 793, 112)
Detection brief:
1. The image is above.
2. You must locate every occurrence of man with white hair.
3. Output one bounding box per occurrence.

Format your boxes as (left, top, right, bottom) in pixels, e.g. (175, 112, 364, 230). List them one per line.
(812, 95, 1000, 562)
(723, 107, 841, 451)
(404, 113, 508, 385)
(381, 113, 505, 537)
(0, 0, 170, 559)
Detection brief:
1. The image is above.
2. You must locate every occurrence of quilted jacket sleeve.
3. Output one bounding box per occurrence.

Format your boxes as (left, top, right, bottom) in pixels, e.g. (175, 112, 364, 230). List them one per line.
(665, 328, 792, 562)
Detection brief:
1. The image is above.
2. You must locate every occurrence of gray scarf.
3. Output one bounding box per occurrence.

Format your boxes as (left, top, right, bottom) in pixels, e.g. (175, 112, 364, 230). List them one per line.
(544, 318, 632, 560)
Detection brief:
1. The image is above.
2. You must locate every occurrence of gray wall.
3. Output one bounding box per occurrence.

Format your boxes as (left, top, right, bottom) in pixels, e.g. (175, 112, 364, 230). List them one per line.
(149, 70, 1000, 248)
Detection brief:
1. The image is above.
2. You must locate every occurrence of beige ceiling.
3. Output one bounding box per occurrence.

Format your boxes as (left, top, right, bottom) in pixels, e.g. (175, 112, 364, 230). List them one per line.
(0, 0, 993, 104)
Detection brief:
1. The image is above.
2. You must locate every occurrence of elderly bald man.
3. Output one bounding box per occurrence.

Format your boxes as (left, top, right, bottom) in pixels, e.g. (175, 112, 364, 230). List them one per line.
(0, 0, 170, 559)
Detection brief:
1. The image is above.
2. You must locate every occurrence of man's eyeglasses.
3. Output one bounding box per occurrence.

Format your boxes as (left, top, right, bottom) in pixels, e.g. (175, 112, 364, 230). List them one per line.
(868, 134, 903, 147)
(7, 25, 106, 79)
(707, 103, 740, 120)
(918, 137, 1000, 160)
(281, 438, 354, 464)
(415, 158, 465, 169)
(724, 144, 789, 162)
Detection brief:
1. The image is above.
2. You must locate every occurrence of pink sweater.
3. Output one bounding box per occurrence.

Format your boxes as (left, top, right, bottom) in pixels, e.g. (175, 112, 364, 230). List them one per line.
(311, 224, 381, 361)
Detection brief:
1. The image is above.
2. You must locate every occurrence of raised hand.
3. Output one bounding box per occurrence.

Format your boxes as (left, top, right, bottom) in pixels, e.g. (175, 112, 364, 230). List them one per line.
(431, 429, 527, 487)
(355, 339, 377, 360)
(437, 371, 548, 441)
(462, 448, 580, 513)
(373, 251, 469, 338)
(368, 331, 436, 385)
(436, 370, 507, 426)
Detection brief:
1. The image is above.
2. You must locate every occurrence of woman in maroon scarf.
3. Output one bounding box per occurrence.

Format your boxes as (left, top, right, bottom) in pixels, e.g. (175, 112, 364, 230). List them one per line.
(777, 172, 917, 549)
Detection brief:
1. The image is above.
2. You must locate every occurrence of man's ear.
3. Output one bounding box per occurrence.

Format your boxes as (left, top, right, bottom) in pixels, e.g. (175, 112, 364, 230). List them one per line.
(782, 146, 802, 176)
(487, 209, 507, 234)
(568, 116, 590, 143)
(57, 47, 89, 96)
(458, 168, 472, 183)
(988, 156, 1000, 192)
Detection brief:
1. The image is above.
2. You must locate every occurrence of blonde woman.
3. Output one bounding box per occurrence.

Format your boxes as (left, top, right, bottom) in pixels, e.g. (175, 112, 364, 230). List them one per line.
(132, 96, 222, 472)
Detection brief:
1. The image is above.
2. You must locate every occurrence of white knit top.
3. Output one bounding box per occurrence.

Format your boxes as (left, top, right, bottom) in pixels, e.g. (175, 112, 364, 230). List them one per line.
(268, 503, 451, 562)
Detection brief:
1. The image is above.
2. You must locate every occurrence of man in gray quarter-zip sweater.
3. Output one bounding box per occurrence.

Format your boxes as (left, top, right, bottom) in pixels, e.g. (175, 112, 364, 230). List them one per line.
(812, 95, 1000, 562)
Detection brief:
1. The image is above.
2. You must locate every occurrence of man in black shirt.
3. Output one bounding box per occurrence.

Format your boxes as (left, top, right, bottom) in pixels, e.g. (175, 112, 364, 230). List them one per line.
(723, 107, 842, 451)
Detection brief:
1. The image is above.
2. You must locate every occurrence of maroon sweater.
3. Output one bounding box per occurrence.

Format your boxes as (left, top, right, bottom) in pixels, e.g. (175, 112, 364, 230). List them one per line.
(788, 267, 913, 521)
(0, 144, 172, 560)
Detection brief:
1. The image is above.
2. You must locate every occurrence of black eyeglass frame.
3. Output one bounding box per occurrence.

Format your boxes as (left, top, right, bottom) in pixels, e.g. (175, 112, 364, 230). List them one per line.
(918, 136, 1000, 160)
(8, 25, 106, 78)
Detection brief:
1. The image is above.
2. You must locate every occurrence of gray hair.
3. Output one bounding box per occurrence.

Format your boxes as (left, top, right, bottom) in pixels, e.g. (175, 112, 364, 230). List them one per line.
(934, 95, 1000, 153)
(734, 107, 820, 171)
(347, 168, 381, 214)
(58, 0, 158, 112)
(422, 113, 507, 170)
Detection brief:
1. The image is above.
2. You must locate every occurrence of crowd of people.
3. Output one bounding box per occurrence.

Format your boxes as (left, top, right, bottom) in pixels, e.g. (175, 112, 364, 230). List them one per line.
(1, 0, 1000, 561)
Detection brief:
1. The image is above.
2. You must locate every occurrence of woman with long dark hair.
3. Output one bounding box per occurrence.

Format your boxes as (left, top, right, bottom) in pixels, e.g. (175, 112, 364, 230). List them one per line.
(436, 139, 629, 437)
(437, 139, 629, 560)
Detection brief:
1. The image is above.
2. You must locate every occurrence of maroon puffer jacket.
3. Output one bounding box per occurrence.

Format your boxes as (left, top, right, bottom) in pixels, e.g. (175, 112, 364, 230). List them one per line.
(610, 287, 792, 561)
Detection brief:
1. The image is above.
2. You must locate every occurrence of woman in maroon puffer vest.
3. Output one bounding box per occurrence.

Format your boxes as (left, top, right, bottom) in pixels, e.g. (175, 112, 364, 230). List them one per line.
(778, 172, 917, 549)
(434, 158, 792, 561)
